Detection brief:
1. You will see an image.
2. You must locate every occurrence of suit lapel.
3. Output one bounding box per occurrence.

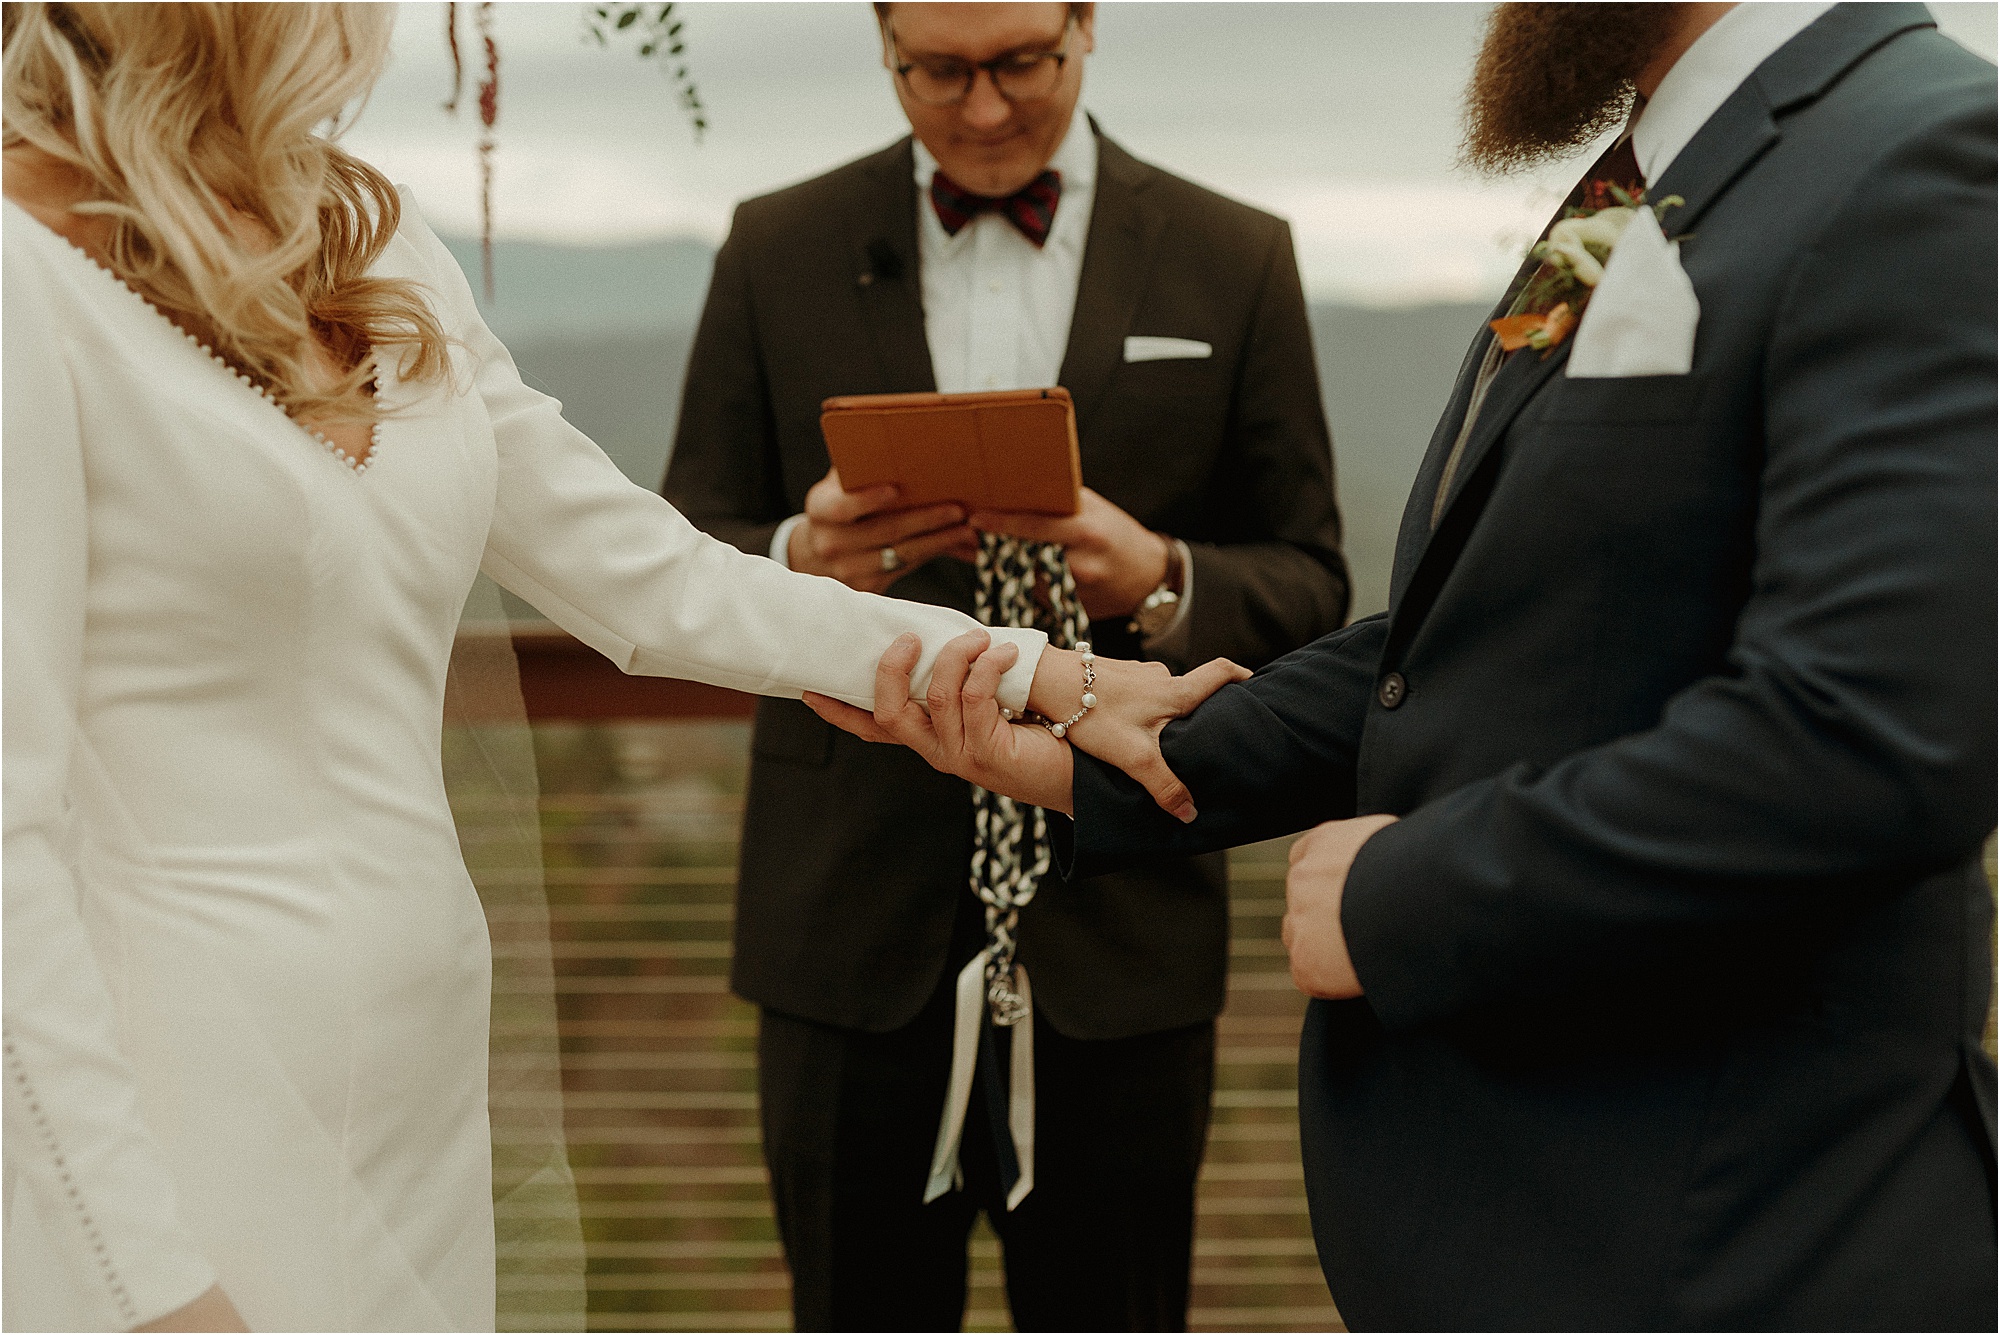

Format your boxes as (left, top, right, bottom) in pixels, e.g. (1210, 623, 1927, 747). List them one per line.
(849, 138, 937, 393)
(1653, 3, 1931, 242)
(1058, 134, 1167, 439)
(1386, 246, 1548, 608)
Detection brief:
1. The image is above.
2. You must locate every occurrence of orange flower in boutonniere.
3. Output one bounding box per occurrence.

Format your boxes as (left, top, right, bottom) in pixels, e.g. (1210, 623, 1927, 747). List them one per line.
(1491, 303, 1575, 353)
(1491, 186, 1685, 356)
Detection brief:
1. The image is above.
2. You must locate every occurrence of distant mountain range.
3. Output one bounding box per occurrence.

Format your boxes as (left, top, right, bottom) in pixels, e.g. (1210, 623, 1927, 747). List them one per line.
(441, 234, 1490, 621)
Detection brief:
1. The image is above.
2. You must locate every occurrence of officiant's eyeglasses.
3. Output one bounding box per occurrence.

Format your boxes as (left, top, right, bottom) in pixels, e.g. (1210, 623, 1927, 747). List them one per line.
(887, 16, 1076, 107)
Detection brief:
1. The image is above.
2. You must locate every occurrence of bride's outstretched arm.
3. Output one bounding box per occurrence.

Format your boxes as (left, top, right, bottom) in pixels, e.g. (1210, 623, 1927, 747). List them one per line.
(396, 196, 1215, 812)
(388, 198, 1044, 713)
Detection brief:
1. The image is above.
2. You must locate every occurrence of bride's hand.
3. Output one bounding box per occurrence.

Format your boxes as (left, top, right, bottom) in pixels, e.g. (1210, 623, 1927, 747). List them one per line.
(1022, 645, 1251, 821)
(805, 632, 1076, 812)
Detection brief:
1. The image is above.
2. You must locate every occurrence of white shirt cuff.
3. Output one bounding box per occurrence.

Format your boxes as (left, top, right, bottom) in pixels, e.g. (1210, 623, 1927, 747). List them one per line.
(769, 514, 808, 568)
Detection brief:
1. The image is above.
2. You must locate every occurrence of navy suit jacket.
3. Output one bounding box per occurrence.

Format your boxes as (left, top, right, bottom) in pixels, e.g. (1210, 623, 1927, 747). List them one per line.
(1068, 7, 1997, 1327)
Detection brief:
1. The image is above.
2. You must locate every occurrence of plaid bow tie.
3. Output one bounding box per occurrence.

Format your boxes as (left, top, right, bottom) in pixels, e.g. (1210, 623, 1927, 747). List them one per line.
(929, 169, 1063, 247)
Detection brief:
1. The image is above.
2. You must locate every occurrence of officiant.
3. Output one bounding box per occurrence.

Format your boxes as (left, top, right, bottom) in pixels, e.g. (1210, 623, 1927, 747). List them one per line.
(662, 2, 1348, 1327)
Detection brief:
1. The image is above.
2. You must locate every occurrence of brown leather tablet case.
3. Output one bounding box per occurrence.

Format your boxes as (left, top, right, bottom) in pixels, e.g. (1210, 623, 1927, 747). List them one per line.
(819, 387, 1082, 516)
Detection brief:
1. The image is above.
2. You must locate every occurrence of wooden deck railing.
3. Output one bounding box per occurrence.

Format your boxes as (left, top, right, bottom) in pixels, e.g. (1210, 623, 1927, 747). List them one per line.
(508, 626, 757, 721)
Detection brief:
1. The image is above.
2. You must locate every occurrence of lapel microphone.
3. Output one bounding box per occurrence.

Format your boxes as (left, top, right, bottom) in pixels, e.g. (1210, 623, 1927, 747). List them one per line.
(859, 238, 902, 287)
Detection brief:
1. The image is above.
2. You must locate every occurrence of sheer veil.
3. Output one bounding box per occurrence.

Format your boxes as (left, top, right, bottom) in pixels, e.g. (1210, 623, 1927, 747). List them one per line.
(444, 574, 586, 1331)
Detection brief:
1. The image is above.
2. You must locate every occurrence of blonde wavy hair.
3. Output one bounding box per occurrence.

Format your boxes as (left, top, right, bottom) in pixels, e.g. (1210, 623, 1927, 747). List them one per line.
(2, 3, 451, 422)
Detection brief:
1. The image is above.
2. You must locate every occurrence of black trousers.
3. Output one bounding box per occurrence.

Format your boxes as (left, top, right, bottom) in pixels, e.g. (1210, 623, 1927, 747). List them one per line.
(757, 903, 1216, 1332)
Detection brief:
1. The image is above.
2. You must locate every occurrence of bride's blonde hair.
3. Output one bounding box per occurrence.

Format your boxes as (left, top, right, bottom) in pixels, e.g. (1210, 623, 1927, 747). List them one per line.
(2, 3, 450, 421)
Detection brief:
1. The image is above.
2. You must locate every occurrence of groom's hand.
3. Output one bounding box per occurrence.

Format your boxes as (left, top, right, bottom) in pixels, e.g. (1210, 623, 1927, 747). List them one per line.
(804, 632, 1077, 812)
(1283, 814, 1398, 999)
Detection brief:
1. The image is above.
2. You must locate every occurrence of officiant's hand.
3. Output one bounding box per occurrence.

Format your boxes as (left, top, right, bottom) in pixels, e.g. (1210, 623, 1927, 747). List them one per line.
(969, 488, 1171, 621)
(803, 632, 1249, 821)
(790, 466, 980, 593)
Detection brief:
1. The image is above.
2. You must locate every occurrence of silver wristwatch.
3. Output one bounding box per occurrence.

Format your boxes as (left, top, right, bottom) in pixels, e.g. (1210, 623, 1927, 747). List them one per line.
(1128, 537, 1187, 638)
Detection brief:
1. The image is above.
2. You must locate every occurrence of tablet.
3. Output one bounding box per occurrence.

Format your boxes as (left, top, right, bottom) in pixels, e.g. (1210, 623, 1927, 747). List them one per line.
(819, 387, 1082, 517)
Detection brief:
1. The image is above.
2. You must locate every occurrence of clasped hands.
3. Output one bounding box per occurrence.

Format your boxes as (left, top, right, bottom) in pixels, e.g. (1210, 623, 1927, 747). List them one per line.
(805, 632, 1399, 1002)
(805, 630, 1245, 821)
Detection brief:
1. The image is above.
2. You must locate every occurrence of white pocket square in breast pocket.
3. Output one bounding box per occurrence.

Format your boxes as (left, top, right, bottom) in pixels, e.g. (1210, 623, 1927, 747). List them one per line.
(1124, 336, 1213, 363)
(1566, 205, 1699, 378)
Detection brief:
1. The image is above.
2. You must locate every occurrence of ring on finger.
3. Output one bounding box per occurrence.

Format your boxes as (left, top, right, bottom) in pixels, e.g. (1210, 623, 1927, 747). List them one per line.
(880, 546, 904, 573)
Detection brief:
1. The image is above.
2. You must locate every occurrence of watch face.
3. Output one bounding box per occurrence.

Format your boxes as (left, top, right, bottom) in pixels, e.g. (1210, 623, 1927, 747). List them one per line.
(1133, 589, 1179, 637)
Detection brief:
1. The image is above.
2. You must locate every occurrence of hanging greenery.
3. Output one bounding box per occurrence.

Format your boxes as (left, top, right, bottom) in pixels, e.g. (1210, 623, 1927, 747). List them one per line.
(585, 4, 708, 142)
(441, 2, 707, 301)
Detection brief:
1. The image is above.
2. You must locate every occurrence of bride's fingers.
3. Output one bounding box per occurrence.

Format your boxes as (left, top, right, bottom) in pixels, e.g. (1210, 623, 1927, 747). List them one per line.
(1173, 657, 1254, 714)
(1123, 745, 1199, 824)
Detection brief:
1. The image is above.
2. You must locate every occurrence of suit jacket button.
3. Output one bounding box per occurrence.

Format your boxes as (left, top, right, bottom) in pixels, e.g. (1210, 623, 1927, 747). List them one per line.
(1377, 672, 1407, 709)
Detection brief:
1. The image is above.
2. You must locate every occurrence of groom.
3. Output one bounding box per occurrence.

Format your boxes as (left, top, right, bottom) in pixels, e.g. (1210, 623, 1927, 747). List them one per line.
(824, 2, 1998, 1327)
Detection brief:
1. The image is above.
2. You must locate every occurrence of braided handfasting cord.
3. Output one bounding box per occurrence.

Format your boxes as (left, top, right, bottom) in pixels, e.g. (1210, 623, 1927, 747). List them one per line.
(970, 530, 1089, 1025)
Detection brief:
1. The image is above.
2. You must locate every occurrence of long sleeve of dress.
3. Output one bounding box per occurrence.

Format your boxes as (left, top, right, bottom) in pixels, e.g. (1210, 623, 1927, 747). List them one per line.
(395, 206, 1046, 713)
(3, 235, 220, 1330)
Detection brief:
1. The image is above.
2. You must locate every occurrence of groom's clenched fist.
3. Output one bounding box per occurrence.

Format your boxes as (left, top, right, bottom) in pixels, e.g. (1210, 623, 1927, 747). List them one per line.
(1283, 814, 1398, 999)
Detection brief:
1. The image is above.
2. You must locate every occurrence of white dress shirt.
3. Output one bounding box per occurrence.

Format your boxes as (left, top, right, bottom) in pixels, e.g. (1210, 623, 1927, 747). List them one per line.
(1632, 2, 1834, 185)
(914, 102, 1097, 394)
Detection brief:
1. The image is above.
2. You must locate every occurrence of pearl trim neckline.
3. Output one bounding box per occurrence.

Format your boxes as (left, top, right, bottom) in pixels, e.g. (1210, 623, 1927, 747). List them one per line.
(193, 334, 383, 474)
(19, 203, 384, 474)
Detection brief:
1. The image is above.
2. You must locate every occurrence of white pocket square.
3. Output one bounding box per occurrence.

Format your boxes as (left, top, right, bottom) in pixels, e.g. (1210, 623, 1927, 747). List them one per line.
(1566, 205, 1700, 378)
(1124, 336, 1212, 363)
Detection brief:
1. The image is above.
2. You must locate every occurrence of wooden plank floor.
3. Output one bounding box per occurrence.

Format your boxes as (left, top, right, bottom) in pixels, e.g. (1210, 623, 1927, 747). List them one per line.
(513, 721, 1342, 1333)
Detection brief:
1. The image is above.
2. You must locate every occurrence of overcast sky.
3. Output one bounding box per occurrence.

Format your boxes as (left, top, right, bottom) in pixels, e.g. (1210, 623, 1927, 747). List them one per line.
(346, 2, 1999, 307)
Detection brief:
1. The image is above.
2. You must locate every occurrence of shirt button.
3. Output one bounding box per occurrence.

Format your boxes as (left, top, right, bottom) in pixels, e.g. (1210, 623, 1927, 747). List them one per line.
(1376, 673, 1407, 709)
(988, 278, 1004, 293)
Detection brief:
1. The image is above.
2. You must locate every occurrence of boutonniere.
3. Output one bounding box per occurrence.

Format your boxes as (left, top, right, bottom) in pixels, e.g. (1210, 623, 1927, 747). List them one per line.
(1490, 184, 1685, 355)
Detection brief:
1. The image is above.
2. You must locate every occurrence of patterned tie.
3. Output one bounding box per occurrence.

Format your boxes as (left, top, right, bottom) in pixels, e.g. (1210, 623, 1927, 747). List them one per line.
(930, 169, 1063, 247)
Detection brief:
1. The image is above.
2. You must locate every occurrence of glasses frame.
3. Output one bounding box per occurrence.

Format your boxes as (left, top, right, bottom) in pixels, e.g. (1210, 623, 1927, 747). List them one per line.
(885, 15, 1078, 108)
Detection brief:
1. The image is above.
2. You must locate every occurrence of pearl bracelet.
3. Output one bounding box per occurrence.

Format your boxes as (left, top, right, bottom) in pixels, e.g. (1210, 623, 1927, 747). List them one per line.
(1041, 642, 1097, 739)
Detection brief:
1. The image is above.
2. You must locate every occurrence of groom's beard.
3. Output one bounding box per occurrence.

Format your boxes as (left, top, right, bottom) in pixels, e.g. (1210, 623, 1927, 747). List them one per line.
(1460, 2, 1686, 175)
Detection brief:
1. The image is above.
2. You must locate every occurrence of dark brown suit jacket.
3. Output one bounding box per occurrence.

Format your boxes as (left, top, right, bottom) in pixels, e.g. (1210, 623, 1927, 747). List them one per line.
(665, 128, 1347, 1038)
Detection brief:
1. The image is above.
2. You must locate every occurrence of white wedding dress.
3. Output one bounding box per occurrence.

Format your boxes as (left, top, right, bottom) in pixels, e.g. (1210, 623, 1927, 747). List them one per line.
(1, 193, 1045, 1332)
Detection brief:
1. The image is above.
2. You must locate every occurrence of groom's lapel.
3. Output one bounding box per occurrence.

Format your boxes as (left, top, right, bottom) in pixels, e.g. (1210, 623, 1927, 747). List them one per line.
(849, 138, 937, 393)
(1385, 247, 1556, 614)
(1388, 335, 1573, 632)
(1654, 1, 1933, 241)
